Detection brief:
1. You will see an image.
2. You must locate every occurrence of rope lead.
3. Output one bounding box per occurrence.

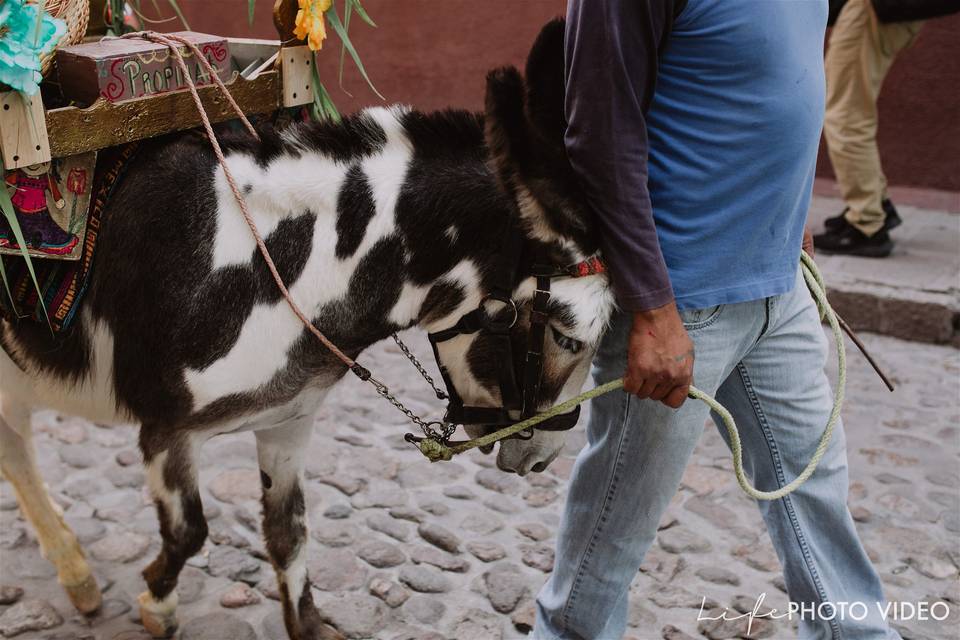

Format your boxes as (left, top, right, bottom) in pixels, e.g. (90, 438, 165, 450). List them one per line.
(417, 254, 847, 502)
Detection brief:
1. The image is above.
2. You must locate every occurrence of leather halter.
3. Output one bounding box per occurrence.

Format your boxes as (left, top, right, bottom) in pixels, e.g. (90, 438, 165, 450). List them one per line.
(426, 226, 605, 436)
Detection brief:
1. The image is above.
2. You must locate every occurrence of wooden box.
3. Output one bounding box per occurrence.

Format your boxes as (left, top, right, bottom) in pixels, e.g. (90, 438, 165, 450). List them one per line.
(56, 31, 232, 105)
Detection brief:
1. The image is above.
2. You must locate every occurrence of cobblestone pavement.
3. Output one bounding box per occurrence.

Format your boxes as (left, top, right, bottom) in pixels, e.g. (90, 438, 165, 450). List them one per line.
(0, 330, 957, 640)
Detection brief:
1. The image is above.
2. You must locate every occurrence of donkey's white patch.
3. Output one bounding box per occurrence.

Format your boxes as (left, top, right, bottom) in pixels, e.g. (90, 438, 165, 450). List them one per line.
(187, 108, 414, 410)
(279, 543, 309, 609)
(138, 589, 178, 618)
(389, 282, 430, 326)
(145, 451, 184, 531)
(444, 224, 459, 243)
(356, 107, 411, 248)
(513, 273, 613, 345)
(211, 151, 349, 270)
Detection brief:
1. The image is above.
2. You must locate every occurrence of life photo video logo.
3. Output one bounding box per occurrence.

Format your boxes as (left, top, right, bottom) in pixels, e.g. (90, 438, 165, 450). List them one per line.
(698, 593, 952, 635)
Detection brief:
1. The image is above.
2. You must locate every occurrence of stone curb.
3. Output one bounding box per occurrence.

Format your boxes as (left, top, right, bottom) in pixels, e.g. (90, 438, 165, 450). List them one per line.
(826, 287, 958, 347)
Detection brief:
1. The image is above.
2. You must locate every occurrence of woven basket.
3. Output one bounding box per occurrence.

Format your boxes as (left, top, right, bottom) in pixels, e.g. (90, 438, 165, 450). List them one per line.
(36, 0, 91, 76)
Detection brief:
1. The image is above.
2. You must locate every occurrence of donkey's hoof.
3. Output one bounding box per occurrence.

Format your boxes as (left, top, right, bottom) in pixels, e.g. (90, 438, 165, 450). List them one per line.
(138, 591, 178, 638)
(63, 574, 102, 615)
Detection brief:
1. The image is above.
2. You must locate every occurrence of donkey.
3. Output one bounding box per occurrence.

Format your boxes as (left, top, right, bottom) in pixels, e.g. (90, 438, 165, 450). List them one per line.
(0, 19, 607, 640)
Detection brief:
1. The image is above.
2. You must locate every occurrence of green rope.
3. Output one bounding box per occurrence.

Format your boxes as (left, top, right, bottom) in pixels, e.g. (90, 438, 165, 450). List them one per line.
(416, 254, 846, 502)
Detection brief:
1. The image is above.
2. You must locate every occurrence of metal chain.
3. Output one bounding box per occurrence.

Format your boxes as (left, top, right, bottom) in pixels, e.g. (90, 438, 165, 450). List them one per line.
(391, 333, 448, 400)
(366, 376, 457, 442)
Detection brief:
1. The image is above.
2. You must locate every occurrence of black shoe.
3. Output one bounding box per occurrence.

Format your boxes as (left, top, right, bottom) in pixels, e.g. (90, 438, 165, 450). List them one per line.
(813, 226, 894, 257)
(823, 199, 902, 232)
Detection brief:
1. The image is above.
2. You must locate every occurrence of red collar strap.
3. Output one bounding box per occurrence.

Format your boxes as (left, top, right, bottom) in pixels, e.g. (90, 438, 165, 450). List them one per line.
(567, 255, 606, 278)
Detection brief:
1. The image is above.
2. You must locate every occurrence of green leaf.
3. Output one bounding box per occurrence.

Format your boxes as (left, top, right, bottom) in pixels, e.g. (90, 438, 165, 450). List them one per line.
(0, 258, 16, 317)
(325, 3, 384, 100)
(248, 0, 256, 27)
(108, 0, 126, 35)
(338, 0, 351, 90)
(310, 53, 341, 122)
(347, 0, 376, 28)
(0, 172, 51, 332)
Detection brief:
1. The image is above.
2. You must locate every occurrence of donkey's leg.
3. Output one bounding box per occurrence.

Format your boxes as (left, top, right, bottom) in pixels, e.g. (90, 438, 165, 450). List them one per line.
(256, 420, 344, 640)
(0, 401, 101, 614)
(137, 430, 207, 638)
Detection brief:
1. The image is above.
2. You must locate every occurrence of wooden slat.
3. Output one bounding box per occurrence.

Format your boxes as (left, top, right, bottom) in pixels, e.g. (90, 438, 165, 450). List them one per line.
(45, 71, 281, 158)
(281, 45, 314, 108)
(1, 92, 52, 170)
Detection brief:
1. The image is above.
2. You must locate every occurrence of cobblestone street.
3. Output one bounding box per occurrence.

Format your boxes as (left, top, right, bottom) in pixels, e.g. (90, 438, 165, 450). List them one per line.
(0, 327, 957, 640)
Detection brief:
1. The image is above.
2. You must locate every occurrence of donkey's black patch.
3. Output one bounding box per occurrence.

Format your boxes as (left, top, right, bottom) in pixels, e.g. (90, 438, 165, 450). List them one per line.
(311, 236, 407, 353)
(139, 433, 208, 600)
(0, 322, 90, 385)
(419, 282, 466, 325)
(394, 109, 518, 291)
(335, 165, 376, 259)
(253, 212, 316, 304)
(297, 110, 388, 162)
(177, 213, 314, 373)
(218, 123, 287, 169)
(399, 109, 486, 160)
(262, 482, 306, 570)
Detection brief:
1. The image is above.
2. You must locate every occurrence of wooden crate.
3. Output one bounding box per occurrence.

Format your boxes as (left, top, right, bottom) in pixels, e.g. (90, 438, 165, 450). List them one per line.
(43, 38, 288, 159)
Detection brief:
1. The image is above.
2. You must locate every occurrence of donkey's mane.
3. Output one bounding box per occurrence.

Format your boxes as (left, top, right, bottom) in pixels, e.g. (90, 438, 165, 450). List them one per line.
(213, 107, 488, 169)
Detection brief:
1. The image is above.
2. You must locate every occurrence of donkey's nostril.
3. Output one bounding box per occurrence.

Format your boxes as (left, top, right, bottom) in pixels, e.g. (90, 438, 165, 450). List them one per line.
(531, 461, 548, 473)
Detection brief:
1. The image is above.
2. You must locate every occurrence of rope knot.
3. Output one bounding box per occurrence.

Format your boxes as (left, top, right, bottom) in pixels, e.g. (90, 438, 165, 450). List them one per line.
(418, 439, 453, 462)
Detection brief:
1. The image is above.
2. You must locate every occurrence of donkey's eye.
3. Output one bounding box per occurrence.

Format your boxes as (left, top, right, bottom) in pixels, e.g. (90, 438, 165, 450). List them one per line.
(551, 326, 583, 354)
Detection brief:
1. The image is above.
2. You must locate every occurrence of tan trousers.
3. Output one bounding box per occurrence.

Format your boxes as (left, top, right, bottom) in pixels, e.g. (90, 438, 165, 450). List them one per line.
(823, 0, 923, 235)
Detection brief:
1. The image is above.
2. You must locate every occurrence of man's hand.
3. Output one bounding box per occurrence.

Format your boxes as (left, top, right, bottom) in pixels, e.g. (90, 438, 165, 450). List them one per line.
(625, 302, 694, 408)
(802, 227, 815, 258)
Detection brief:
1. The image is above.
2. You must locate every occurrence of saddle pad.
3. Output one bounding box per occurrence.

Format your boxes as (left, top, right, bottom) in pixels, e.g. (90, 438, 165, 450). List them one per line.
(0, 142, 138, 332)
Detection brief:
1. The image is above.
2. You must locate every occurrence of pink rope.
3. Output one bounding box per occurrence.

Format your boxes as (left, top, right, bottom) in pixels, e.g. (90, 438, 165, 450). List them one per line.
(120, 31, 358, 369)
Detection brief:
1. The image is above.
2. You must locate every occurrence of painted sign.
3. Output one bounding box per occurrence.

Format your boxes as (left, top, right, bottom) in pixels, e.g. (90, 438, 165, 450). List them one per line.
(57, 32, 232, 105)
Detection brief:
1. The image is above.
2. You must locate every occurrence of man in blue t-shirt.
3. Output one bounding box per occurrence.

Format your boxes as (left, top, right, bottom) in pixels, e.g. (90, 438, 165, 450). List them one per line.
(533, 1, 898, 638)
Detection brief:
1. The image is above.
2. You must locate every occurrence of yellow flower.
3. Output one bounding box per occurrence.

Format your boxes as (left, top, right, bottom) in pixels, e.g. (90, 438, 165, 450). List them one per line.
(294, 0, 332, 51)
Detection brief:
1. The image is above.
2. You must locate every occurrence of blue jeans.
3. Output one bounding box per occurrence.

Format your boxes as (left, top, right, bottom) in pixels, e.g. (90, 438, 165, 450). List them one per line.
(534, 269, 897, 640)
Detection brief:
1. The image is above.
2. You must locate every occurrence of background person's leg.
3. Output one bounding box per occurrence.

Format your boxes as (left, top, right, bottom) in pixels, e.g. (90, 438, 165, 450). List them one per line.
(823, 0, 923, 237)
(534, 302, 763, 639)
(711, 273, 897, 639)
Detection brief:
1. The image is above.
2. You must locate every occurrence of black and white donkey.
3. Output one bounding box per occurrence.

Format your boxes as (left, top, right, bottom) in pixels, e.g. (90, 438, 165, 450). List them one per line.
(0, 20, 613, 639)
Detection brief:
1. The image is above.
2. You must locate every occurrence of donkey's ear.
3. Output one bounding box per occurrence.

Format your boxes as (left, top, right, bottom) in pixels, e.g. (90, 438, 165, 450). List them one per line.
(524, 17, 566, 147)
(483, 65, 531, 183)
(484, 19, 594, 250)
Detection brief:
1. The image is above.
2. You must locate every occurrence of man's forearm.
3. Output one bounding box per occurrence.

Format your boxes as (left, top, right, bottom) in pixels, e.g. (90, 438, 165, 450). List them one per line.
(565, 0, 681, 311)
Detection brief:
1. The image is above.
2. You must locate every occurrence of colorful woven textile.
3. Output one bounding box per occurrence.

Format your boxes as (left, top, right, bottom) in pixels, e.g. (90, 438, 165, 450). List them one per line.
(0, 143, 137, 332)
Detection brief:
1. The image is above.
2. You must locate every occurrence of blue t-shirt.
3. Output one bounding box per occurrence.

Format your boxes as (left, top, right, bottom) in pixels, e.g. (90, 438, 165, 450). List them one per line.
(647, 0, 827, 309)
(565, 0, 828, 311)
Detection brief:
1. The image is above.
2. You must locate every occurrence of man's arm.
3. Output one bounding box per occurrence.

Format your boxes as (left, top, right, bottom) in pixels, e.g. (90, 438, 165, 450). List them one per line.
(565, 0, 693, 407)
